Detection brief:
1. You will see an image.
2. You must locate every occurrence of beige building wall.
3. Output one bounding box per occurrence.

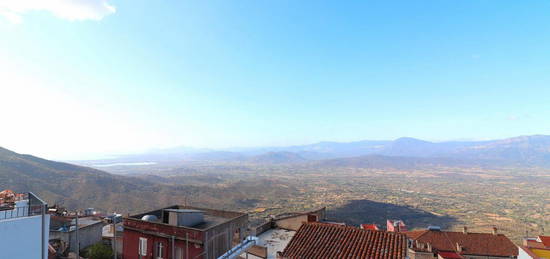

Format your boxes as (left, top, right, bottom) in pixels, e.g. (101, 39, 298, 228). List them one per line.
(408, 249, 516, 259)
(274, 214, 309, 231)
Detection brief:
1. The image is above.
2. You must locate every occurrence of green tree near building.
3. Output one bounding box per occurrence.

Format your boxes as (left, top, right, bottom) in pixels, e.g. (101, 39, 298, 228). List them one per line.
(85, 243, 114, 259)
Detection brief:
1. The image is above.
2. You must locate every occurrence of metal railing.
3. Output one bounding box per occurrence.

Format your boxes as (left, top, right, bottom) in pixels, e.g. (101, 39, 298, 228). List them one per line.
(0, 192, 47, 220)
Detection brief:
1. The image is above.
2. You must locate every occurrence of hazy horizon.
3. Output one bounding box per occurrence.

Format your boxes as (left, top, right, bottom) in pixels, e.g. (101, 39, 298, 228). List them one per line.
(2, 134, 548, 161)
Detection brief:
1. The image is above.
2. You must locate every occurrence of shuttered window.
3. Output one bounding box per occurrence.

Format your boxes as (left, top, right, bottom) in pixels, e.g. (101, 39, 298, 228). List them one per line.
(139, 237, 147, 256)
(155, 242, 164, 259)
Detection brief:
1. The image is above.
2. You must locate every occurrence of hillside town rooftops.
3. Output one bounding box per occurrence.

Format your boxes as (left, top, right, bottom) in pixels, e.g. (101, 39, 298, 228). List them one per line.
(360, 223, 380, 231)
(406, 227, 518, 257)
(539, 235, 550, 247)
(50, 215, 104, 232)
(0, 189, 26, 208)
(278, 222, 407, 259)
(387, 219, 408, 232)
(520, 235, 550, 259)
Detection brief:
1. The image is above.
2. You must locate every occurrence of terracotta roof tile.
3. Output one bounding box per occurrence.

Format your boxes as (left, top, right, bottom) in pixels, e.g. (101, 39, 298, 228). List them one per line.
(525, 239, 546, 249)
(278, 222, 407, 259)
(405, 230, 518, 257)
(539, 236, 550, 247)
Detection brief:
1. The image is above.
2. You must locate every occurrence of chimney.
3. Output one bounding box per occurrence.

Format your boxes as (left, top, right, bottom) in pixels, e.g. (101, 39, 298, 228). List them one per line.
(463, 226, 468, 234)
(492, 227, 498, 235)
(456, 243, 462, 252)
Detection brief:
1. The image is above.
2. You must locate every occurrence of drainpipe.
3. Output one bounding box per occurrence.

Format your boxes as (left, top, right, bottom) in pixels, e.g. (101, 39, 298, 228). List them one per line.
(76, 213, 79, 258)
(205, 232, 208, 259)
(186, 233, 189, 259)
(171, 236, 175, 259)
(41, 204, 45, 259)
(113, 219, 117, 259)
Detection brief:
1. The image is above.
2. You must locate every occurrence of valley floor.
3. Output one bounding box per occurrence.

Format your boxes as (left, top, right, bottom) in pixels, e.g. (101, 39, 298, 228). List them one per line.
(125, 163, 549, 244)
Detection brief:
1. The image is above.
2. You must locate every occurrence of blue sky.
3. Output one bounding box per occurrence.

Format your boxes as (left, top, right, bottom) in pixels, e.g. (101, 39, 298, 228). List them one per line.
(1, 0, 549, 159)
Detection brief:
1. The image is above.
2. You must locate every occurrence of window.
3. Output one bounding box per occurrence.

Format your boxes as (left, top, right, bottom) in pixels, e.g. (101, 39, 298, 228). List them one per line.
(155, 242, 164, 259)
(139, 237, 147, 256)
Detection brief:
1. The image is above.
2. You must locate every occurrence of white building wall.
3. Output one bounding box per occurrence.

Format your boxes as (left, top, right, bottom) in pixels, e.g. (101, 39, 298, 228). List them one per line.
(518, 246, 534, 259)
(0, 214, 51, 259)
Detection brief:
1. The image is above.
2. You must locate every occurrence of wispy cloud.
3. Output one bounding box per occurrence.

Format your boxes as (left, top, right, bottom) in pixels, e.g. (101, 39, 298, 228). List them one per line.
(506, 114, 532, 121)
(0, 0, 116, 24)
(506, 115, 519, 121)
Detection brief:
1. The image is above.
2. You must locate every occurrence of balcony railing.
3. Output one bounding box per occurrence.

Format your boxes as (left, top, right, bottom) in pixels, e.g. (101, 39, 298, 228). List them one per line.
(0, 192, 47, 220)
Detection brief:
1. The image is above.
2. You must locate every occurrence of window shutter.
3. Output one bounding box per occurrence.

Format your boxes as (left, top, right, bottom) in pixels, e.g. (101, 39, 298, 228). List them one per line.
(139, 237, 147, 256)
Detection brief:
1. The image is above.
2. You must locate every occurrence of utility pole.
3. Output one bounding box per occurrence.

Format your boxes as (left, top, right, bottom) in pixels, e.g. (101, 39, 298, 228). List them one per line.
(113, 216, 117, 259)
(75, 213, 80, 259)
(41, 204, 45, 259)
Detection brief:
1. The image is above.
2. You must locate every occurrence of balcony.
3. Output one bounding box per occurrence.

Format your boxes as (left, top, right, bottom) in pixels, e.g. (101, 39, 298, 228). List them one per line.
(0, 192, 47, 221)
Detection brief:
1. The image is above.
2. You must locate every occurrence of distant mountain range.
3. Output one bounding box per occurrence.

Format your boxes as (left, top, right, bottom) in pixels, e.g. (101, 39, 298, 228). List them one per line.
(76, 135, 550, 167)
(1, 135, 549, 214)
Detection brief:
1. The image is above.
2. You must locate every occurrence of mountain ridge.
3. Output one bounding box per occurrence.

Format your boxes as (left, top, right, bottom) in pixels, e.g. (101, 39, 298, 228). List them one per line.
(73, 135, 550, 168)
(0, 146, 262, 213)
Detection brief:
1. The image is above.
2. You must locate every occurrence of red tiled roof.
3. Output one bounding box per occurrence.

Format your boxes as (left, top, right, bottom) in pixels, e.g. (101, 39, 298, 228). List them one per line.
(539, 236, 550, 247)
(438, 251, 463, 259)
(525, 239, 546, 249)
(405, 230, 518, 257)
(0, 190, 15, 199)
(278, 222, 407, 259)
(361, 224, 380, 231)
(405, 230, 427, 240)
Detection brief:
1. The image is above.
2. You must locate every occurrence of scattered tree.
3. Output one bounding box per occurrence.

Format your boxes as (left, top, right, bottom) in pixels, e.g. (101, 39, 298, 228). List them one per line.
(86, 243, 113, 259)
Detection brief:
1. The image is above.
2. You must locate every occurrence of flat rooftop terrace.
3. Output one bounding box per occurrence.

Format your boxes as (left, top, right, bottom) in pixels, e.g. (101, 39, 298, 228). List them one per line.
(129, 205, 246, 231)
(247, 228, 296, 259)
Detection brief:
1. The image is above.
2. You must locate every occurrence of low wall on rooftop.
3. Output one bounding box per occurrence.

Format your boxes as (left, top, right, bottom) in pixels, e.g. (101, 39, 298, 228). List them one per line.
(49, 221, 104, 252)
(274, 207, 326, 231)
